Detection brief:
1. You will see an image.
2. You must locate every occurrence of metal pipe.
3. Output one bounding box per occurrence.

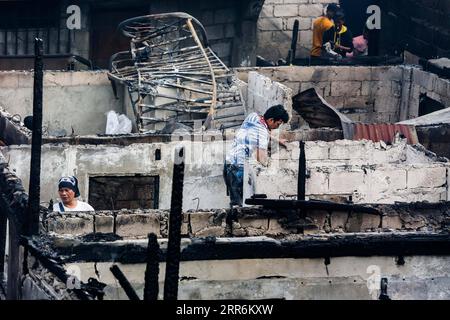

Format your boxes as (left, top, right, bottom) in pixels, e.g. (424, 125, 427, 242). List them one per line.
(144, 233, 160, 300)
(163, 147, 185, 300)
(26, 38, 44, 236)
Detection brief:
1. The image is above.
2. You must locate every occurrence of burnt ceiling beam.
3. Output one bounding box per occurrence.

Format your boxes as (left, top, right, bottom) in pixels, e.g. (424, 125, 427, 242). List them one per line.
(55, 233, 450, 264)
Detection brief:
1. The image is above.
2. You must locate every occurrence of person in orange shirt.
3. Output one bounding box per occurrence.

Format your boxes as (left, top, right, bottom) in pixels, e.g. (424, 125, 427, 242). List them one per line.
(311, 3, 340, 58)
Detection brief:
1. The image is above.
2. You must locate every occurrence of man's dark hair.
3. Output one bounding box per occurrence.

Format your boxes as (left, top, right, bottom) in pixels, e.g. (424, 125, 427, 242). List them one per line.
(327, 3, 340, 14)
(264, 105, 289, 123)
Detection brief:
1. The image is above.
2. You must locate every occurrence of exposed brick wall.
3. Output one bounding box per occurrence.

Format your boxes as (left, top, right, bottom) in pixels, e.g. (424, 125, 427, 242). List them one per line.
(251, 140, 450, 204)
(379, 0, 450, 59)
(237, 65, 405, 123)
(45, 202, 450, 238)
(257, 0, 340, 61)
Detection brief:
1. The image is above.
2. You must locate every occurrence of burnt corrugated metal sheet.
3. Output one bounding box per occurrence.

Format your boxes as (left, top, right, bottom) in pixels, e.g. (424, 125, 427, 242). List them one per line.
(343, 123, 419, 144)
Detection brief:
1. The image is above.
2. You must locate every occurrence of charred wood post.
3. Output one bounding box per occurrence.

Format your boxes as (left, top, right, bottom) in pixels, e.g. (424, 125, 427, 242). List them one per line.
(27, 38, 44, 236)
(110, 265, 140, 301)
(379, 278, 391, 300)
(0, 209, 6, 282)
(164, 147, 185, 300)
(287, 19, 299, 65)
(143, 233, 160, 300)
(297, 141, 306, 201)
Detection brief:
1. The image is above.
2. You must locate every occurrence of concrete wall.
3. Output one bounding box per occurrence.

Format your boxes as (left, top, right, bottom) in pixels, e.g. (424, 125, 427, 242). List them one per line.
(257, 0, 340, 61)
(3, 138, 232, 211)
(238, 65, 450, 124)
(246, 71, 293, 123)
(0, 71, 123, 136)
(4, 138, 449, 213)
(247, 140, 450, 204)
(66, 255, 450, 300)
(400, 66, 450, 120)
(237, 66, 405, 123)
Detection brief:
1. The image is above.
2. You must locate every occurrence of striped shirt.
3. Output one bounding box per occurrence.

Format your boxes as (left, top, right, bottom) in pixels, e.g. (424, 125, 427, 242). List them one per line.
(226, 113, 270, 166)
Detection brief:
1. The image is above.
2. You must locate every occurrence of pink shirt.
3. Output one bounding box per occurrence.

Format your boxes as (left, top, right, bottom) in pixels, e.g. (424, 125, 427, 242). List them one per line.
(347, 35, 368, 57)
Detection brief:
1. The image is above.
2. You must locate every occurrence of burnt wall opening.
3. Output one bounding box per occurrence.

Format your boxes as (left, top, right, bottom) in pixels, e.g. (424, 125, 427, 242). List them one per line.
(419, 94, 445, 117)
(88, 176, 159, 210)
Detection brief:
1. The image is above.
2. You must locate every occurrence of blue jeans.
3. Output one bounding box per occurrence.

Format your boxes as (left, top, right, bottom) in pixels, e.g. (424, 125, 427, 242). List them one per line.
(223, 163, 244, 206)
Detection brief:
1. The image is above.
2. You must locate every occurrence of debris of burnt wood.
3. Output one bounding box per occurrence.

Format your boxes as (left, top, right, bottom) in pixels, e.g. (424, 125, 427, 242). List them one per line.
(110, 265, 140, 301)
(26, 38, 44, 236)
(144, 233, 160, 301)
(80, 233, 123, 243)
(22, 237, 98, 300)
(164, 147, 185, 300)
(0, 109, 31, 145)
(53, 233, 450, 264)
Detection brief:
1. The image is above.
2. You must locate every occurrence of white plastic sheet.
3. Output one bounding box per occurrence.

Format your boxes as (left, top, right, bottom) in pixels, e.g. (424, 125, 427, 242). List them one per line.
(105, 111, 132, 135)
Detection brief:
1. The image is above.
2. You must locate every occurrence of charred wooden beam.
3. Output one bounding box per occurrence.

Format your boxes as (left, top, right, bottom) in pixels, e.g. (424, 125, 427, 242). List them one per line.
(56, 233, 450, 264)
(163, 147, 185, 300)
(245, 199, 380, 215)
(143, 233, 160, 301)
(110, 265, 140, 301)
(26, 38, 44, 236)
(297, 141, 306, 201)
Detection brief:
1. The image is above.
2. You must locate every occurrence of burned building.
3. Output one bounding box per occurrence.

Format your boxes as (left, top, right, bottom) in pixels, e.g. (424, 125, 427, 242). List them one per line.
(0, 0, 450, 301)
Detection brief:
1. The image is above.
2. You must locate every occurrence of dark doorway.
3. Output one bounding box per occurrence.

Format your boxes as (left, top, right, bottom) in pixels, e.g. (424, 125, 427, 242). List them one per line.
(89, 176, 160, 210)
(338, 0, 374, 37)
(419, 94, 445, 117)
(90, 5, 147, 69)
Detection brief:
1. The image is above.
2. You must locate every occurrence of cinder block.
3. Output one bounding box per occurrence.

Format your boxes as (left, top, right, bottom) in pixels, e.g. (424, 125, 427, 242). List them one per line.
(306, 169, 329, 195)
(195, 226, 226, 237)
(239, 218, 269, 230)
(258, 18, 283, 31)
(115, 213, 161, 238)
(306, 210, 329, 230)
(266, 218, 290, 236)
(94, 215, 114, 234)
(330, 211, 348, 230)
(274, 5, 298, 17)
(367, 168, 407, 193)
(346, 213, 381, 232)
(383, 214, 403, 230)
(190, 212, 218, 234)
(328, 171, 365, 194)
(47, 214, 94, 236)
(407, 167, 447, 189)
(305, 142, 329, 160)
(331, 81, 361, 96)
(286, 17, 311, 31)
(298, 4, 323, 17)
(412, 69, 436, 91)
(329, 141, 367, 160)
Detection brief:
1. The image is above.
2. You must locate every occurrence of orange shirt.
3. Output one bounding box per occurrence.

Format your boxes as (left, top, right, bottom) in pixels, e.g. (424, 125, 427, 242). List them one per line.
(311, 16, 334, 57)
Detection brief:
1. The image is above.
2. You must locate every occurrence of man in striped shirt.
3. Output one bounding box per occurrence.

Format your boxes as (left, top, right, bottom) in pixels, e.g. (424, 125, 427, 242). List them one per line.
(224, 105, 290, 206)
